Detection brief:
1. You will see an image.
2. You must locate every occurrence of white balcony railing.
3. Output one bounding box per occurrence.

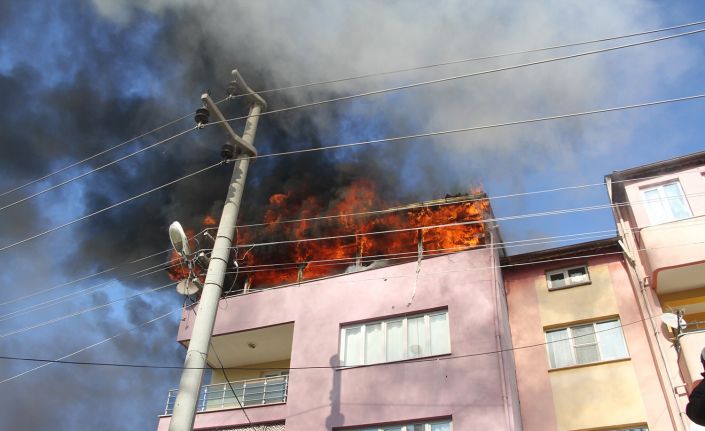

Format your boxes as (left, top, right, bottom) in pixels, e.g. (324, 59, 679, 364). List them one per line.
(164, 375, 288, 415)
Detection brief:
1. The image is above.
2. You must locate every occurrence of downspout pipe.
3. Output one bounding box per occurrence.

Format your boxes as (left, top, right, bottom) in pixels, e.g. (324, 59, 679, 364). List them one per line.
(605, 176, 684, 431)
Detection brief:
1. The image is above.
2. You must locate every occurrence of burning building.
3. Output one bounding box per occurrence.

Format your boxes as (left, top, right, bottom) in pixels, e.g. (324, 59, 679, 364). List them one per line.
(168, 180, 491, 292)
(158, 187, 523, 430)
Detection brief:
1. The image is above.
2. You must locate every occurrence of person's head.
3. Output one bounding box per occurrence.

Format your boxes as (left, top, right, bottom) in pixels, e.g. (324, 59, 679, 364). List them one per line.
(701, 347, 705, 368)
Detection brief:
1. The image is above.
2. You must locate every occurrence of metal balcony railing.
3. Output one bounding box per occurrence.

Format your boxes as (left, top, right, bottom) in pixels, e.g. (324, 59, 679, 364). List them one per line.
(164, 375, 288, 415)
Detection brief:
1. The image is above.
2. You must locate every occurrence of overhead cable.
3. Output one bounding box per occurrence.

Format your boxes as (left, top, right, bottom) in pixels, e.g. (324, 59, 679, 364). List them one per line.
(230, 20, 705, 98)
(1, 238, 701, 340)
(0, 311, 664, 375)
(2, 91, 705, 255)
(3, 25, 703, 215)
(0, 305, 185, 384)
(3, 20, 702, 204)
(0, 127, 197, 213)
(0, 281, 176, 339)
(0, 259, 182, 322)
(213, 27, 705, 126)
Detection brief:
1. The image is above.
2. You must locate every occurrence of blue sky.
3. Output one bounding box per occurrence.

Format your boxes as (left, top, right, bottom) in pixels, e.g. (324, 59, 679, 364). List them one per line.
(1, 1, 705, 429)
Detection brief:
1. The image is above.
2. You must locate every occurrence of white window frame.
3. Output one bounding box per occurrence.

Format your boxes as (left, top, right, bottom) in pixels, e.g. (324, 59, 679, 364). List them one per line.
(347, 419, 453, 431)
(545, 319, 629, 369)
(642, 180, 692, 225)
(545, 265, 590, 291)
(340, 310, 450, 366)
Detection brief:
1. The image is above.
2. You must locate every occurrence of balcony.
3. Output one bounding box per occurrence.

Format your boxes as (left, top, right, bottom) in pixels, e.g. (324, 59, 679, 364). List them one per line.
(164, 374, 289, 415)
(639, 215, 705, 295)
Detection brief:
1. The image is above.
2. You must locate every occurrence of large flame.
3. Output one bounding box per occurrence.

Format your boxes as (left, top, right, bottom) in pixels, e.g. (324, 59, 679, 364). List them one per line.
(167, 180, 489, 290)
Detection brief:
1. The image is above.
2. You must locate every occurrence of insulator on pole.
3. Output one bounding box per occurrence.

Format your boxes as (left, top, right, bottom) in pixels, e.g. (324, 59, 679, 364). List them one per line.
(194, 108, 210, 128)
(221, 143, 235, 160)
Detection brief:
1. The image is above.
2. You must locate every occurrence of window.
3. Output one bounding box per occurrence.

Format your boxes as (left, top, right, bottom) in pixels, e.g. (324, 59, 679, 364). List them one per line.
(642, 181, 691, 224)
(340, 310, 450, 366)
(546, 265, 590, 290)
(545, 319, 628, 369)
(347, 420, 452, 431)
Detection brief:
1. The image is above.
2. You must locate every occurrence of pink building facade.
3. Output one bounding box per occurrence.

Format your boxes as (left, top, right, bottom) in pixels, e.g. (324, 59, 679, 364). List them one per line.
(157, 246, 522, 430)
(504, 240, 675, 431)
(606, 151, 705, 431)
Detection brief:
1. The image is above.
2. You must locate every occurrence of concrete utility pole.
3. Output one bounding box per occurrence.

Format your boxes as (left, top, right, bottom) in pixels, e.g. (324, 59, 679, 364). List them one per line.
(169, 70, 266, 431)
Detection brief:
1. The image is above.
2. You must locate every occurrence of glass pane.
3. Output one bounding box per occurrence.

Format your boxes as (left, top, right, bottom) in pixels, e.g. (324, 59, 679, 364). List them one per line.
(574, 345, 600, 364)
(387, 320, 404, 362)
(571, 324, 596, 346)
(431, 423, 451, 431)
(596, 320, 628, 360)
(383, 427, 403, 431)
(407, 316, 427, 358)
(644, 188, 667, 224)
(549, 272, 566, 288)
(365, 323, 384, 364)
(546, 329, 573, 368)
(568, 267, 588, 284)
(344, 326, 364, 366)
(663, 182, 691, 220)
(430, 313, 450, 355)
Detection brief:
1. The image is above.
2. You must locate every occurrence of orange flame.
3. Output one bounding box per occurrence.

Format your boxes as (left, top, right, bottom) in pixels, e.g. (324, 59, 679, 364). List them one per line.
(166, 181, 489, 290)
(203, 215, 217, 226)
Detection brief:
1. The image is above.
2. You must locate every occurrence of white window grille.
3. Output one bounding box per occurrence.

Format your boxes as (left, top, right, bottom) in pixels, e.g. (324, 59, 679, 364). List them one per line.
(545, 265, 590, 290)
(340, 310, 450, 366)
(546, 319, 629, 369)
(642, 181, 691, 224)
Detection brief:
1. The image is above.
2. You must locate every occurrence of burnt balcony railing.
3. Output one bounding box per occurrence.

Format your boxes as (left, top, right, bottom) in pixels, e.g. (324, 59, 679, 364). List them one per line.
(164, 375, 288, 415)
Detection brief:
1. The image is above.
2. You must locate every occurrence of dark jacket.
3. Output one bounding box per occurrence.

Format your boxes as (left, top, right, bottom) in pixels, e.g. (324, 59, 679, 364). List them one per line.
(688, 376, 705, 426)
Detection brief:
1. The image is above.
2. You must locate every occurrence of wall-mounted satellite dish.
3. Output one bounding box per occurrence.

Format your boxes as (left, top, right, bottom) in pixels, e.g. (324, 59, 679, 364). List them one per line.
(169, 221, 190, 257)
(661, 312, 686, 330)
(176, 278, 202, 296)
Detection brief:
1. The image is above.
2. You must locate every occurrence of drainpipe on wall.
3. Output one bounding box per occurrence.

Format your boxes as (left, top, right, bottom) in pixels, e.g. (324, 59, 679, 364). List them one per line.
(490, 227, 514, 431)
(606, 177, 685, 431)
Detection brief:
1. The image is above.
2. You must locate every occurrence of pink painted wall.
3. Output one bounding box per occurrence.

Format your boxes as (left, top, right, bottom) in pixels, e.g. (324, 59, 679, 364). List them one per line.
(504, 254, 674, 431)
(622, 165, 705, 275)
(163, 248, 520, 430)
(504, 261, 559, 431)
(623, 165, 705, 230)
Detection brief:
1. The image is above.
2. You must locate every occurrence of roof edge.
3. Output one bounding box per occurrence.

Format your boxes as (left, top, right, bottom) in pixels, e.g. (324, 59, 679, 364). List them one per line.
(501, 236, 621, 267)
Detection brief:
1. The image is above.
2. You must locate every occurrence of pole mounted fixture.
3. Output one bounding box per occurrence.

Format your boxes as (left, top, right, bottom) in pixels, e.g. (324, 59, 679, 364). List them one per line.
(168, 70, 266, 431)
(194, 108, 210, 129)
(202, 70, 267, 160)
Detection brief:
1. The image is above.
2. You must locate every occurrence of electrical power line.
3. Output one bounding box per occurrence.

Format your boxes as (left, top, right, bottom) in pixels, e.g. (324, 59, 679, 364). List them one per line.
(0, 160, 222, 254)
(0, 225, 619, 323)
(0, 305, 186, 385)
(2, 236, 702, 341)
(0, 219, 669, 323)
(0, 235, 699, 385)
(2, 168, 701, 322)
(2, 187, 698, 323)
(0, 127, 197, 213)
(210, 191, 705, 251)
(4, 26, 703, 215)
(2, 91, 704, 255)
(0, 310, 664, 374)
(0, 259, 182, 322)
(2, 163, 680, 310)
(209, 340, 255, 427)
(0, 281, 176, 339)
(0, 248, 172, 307)
(230, 20, 705, 98)
(0, 113, 193, 200)
(5, 20, 701, 206)
(213, 27, 705, 127)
